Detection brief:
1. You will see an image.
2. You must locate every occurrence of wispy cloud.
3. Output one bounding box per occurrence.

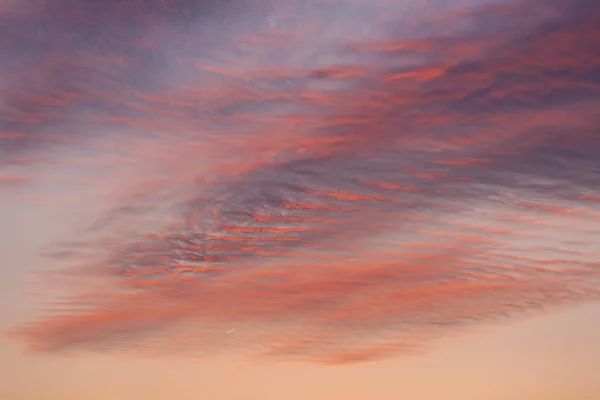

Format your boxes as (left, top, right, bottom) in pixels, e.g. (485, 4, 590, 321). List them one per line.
(3, 0, 600, 364)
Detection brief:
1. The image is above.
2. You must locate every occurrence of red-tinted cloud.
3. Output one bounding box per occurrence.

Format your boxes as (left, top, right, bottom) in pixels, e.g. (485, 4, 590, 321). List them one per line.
(4, 0, 600, 364)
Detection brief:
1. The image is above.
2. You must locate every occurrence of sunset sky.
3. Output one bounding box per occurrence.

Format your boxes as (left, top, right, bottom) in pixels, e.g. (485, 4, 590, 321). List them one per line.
(1, 0, 600, 398)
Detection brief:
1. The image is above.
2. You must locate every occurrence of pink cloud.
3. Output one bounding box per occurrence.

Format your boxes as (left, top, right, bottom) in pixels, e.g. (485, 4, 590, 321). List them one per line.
(3, 0, 600, 364)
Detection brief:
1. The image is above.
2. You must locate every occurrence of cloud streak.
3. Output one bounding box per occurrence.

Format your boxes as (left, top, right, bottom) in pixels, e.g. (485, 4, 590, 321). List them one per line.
(4, 0, 600, 364)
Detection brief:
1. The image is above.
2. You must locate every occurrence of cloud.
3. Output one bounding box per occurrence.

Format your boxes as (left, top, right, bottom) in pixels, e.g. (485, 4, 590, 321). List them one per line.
(4, 0, 600, 364)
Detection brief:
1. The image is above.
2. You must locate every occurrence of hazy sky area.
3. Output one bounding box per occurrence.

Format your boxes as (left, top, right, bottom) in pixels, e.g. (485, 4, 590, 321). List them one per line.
(1, 0, 600, 398)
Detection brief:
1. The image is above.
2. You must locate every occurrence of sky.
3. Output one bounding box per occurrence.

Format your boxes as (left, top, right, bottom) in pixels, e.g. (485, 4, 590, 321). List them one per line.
(1, 0, 600, 398)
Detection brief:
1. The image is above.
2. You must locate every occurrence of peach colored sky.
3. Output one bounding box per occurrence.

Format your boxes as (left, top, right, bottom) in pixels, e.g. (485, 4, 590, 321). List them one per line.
(1, 0, 600, 398)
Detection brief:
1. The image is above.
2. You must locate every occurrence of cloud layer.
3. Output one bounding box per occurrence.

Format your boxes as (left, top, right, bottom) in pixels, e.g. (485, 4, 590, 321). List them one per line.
(3, 0, 600, 364)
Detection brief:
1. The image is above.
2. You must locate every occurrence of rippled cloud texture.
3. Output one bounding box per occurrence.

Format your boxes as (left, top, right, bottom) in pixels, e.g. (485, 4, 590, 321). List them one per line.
(3, 0, 600, 364)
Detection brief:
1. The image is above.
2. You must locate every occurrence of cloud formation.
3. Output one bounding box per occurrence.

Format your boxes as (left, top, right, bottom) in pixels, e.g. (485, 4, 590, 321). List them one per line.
(3, 0, 600, 364)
